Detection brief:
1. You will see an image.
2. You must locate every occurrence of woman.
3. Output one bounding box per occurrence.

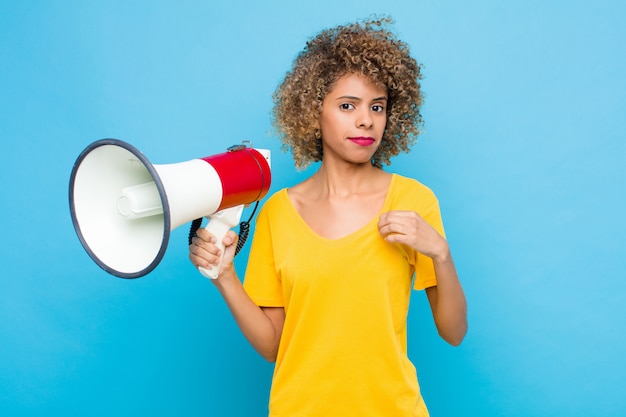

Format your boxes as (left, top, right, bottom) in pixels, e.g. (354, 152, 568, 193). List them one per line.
(190, 17, 467, 417)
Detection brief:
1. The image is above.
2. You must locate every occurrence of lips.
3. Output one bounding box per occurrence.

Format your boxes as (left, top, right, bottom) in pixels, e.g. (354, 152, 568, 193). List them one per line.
(348, 137, 375, 146)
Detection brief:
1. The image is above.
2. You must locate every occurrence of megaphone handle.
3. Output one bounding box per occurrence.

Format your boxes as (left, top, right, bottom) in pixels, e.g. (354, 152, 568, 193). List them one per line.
(197, 205, 245, 279)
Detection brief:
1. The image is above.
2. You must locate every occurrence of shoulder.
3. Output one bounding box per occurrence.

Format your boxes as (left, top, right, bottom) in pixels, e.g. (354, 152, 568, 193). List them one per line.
(390, 173, 438, 202)
(259, 188, 288, 210)
(256, 188, 292, 221)
(388, 173, 445, 233)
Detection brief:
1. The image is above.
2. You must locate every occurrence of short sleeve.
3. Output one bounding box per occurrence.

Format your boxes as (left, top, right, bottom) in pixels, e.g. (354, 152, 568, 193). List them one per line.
(413, 198, 446, 291)
(242, 199, 285, 307)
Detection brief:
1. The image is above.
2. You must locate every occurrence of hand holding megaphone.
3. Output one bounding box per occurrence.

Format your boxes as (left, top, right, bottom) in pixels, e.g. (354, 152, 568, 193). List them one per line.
(69, 139, 271, 279)
(196, 205, 244, 279)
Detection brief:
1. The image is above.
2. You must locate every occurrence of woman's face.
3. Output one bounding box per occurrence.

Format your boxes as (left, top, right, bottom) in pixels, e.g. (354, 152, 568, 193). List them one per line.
(318, 73, 387, 166)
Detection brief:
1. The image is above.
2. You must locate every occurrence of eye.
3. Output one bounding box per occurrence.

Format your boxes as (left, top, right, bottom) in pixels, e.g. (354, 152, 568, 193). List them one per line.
(339, 103, 355, 110)
(372, 104, 385, 113)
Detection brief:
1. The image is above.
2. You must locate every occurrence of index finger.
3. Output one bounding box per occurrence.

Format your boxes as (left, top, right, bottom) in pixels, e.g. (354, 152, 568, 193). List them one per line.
(195, 227, 217, 243)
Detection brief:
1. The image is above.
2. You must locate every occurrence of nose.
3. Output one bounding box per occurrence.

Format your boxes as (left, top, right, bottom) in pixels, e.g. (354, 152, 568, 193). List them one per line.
(356, 109, 373, 128)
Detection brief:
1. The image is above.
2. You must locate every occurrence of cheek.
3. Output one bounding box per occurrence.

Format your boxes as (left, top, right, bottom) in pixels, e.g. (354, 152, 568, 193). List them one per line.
(378, 115, 388, 133)
(319, 113, 342, 135)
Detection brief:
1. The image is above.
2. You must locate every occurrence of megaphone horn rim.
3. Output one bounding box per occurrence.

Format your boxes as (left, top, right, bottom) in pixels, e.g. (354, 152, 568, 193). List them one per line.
(69, 138, 171, 279)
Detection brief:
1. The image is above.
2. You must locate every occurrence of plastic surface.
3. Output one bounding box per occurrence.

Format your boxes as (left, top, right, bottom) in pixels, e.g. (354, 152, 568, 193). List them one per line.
(198, 205, 245, 279)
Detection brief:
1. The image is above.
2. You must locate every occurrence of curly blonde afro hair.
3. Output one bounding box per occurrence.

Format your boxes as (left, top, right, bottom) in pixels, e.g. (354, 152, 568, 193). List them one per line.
(272, 16, 424, 169)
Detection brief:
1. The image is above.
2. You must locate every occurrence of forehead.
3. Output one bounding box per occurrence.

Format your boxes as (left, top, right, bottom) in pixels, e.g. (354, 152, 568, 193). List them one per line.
(327, 73, 387, 98)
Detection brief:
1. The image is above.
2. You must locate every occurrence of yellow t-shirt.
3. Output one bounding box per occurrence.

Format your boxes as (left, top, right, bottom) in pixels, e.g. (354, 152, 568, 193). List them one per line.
(243, 174, 445, 417)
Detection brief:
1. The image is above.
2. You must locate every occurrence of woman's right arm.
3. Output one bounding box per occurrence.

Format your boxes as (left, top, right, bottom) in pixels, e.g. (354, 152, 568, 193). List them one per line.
(189, 227, 285, 362)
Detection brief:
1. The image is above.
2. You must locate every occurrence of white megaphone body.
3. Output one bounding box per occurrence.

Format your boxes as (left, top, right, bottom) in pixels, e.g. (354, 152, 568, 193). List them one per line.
(69, 138, 271, 279)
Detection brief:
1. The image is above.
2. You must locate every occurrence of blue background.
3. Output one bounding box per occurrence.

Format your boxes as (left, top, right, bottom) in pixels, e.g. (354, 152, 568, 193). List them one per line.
(1, 1, 625, 416)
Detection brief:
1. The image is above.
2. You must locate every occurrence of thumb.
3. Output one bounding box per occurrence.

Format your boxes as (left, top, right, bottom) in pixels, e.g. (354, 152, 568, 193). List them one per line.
(220, 230, 239, 272)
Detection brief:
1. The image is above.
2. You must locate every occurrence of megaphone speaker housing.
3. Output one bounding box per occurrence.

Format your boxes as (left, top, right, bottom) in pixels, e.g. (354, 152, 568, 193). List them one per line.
(69, 139, 271, 278)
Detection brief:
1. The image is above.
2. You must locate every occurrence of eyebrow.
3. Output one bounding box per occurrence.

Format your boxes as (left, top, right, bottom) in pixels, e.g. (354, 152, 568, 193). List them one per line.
(336, 95, 388, 102)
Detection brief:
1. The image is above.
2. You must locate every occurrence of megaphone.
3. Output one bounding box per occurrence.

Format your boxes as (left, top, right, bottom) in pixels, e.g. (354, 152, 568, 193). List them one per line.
(69, 138, 271, 279)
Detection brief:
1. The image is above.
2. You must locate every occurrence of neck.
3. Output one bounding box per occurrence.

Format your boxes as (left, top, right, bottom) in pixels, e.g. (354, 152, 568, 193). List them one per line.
(311, 160, 384, 197)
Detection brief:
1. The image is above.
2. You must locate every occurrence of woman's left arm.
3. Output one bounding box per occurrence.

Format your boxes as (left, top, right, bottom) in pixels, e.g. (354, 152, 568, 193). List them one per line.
(379, 210, 468, 346)
(424, 249, 467, 346)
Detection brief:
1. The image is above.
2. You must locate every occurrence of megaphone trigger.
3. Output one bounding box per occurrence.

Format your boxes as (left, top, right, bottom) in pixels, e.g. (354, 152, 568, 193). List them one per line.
(197, 205, 245, 279)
